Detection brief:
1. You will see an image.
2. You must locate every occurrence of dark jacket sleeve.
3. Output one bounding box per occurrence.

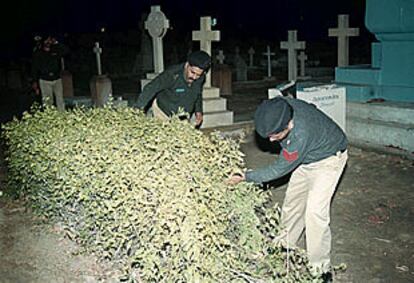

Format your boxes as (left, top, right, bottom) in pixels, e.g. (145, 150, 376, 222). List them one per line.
(194, 89, 203, 113)
(194, 76, 205, 113)
(245, 137, 307, 184)
(136, 70, 172, 109)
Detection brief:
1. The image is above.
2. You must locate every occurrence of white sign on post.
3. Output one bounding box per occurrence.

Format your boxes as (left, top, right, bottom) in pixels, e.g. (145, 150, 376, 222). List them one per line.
(296, 84, 346, 132)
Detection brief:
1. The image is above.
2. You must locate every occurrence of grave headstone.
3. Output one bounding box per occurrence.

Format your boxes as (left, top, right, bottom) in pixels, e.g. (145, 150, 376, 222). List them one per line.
(212, 49, 230, 95)
(145, 5, 169, 74)
(262, 45, 275, 78)
(329, 14, 359, 67)
(216, 50, 225, 64)
(297, 51, 311, 79)
(192, 16, 233, 128)
(280, 30, 305, 81)
(248, 47, 255, 67)
(335, 0, 414, 103)
(334, 0, 414, 154)
(212, 64, 232, 96)
(61, 58, 74, 97)
(90, 42, 112, 107)
(61, 70, 74, 97)
(192, 16, 220, 88)
(141, 6, 170, 90)
(234, 47, 247, 81)
(93, 42, 103, 76)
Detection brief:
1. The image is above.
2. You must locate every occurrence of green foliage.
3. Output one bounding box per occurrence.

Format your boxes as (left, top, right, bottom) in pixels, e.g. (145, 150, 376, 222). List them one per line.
(2, 105, 321, 282)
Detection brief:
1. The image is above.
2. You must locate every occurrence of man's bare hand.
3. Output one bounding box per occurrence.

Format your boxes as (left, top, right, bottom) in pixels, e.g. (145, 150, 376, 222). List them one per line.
(195, 112, 203, 127)
(227, 172, 246, 185)
(32, 82, 40, 95)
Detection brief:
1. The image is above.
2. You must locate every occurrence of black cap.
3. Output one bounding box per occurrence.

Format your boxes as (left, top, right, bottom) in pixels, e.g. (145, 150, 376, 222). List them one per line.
(187, 50, 211, 70)
(254, 98, 293, 138)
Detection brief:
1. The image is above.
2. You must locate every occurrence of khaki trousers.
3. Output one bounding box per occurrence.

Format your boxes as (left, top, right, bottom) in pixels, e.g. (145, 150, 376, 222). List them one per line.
(278, 150, 348, 273)
(151, 99, 170, 121)
(39, 78, 65, 111)
(151, 99, 194, 125)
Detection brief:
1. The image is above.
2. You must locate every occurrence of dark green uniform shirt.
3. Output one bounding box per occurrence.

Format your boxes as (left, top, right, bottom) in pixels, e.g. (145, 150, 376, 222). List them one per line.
(136, 63, 204, 115)
(31, 44, 68, 81)
(246, 98, 348, 184)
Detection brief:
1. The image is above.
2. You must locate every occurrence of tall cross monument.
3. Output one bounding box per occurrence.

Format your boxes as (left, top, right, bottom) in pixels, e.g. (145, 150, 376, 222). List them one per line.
(192, 16, 220, 88)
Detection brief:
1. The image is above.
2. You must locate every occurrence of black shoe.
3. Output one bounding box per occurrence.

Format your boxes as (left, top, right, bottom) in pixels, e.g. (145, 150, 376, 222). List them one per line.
(321, 272, 333, 283)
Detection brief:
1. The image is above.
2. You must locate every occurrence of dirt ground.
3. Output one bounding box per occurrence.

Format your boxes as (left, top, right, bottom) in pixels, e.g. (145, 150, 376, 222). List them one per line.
(0, 80, 413, 283)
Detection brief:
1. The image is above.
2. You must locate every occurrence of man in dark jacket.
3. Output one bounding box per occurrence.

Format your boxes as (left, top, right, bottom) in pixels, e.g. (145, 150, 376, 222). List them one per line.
(136, 50, 211, 127)
(31, 35, 68, 111)
(229, 97, 348, 282)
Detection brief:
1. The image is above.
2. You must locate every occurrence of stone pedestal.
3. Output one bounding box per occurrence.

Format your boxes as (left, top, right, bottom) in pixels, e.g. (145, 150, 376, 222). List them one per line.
(89, 75, 112, 107)
(200, 87, 233, 128)
(61, 70, 74, 97)
(140, 72, 159, 91)
(212, 65, 232, 96)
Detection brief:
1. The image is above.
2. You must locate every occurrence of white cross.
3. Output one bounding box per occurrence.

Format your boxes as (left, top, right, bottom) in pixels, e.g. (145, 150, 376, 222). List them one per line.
(281, 30, 305, 81)
(216, 50, 225, 64)
(329, 14, 359, 67)
(298, 51, 308, 77)
(192, 16, 220, 87)
(248, 47, 255, 67)
(262, 45, 275, 77)
(93, 42, 103, 75)
(145, 5, 170, 73)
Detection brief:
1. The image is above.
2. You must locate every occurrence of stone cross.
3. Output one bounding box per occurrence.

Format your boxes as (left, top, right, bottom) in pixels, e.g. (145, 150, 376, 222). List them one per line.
(281, 30, 305, 81)
(93, 42, 103, 75)
(145, 5, 170, 73)
(216, 50, 225, 64)
(262, 45, 275, 77)
(248, 47, 255, 67)
(298, 51, 308, 77)
(329, 14, 359, 67)
(192, 16, 220, 87)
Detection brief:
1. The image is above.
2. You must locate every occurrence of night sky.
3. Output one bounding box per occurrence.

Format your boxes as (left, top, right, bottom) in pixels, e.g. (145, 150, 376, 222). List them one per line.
(3, 0, 368, 60)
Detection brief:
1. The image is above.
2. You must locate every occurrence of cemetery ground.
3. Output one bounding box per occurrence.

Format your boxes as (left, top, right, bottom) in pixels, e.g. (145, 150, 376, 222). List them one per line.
(0, 79, 413, 283)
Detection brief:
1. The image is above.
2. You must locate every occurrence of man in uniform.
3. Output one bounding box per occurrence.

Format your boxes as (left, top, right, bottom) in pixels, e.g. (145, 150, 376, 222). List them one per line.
(228, 97, 348, 282)
(31, 35, 68, 111)
(136, 50, 211, 127)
